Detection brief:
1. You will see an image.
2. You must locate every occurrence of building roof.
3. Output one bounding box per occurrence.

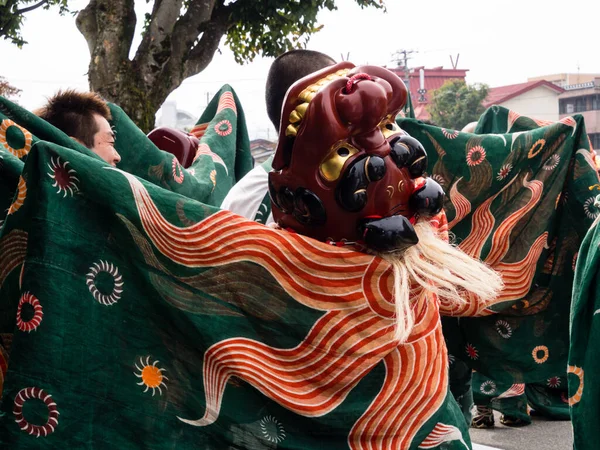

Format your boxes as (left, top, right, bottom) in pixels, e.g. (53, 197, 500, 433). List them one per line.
(389, 66, 468, 121)
(483, 80, 564, 108)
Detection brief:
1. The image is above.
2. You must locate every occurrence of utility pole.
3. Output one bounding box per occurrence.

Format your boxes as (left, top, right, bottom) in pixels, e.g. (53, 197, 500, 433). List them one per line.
(392, 49, 416, 91)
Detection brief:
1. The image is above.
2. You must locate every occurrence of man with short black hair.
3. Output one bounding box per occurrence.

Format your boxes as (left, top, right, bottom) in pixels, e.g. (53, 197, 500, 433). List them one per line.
(221, 50, 336, 224)
(34, 89, 121, 167)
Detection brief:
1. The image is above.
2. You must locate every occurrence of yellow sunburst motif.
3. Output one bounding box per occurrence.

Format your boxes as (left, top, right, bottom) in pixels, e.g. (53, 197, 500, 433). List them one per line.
(134, 356, 168, 396)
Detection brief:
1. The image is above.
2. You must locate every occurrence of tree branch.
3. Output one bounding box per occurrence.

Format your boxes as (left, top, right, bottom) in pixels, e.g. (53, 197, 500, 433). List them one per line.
(183, 18, 228, 78)
(133, 0, 182, 82)
(14, 0, 48, 15)
(75, 0, 99, 55)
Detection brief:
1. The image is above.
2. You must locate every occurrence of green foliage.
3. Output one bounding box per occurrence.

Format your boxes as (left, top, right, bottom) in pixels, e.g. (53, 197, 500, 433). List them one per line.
(427, 79, 489, 130)
(0, 0, 69, 47)
(225, 0, 384, 64)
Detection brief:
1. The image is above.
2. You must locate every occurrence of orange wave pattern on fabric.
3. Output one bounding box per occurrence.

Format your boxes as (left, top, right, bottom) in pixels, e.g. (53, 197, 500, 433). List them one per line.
(349, 306, 446, 449)
(0, 229, 27, 290)
(494, 383, 525, 400)
(117, 170, 481, 449)
(189, 123, 208, 140)
(447, 178, 471, 230)
(440, 176, 547, 317)
(216, 92, 237, 116)
(418, 423, 468, 449)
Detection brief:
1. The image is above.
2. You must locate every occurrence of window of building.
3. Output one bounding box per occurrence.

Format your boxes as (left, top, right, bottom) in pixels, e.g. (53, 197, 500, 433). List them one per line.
(560, 99, 575, 114)
(592, 94, 600, 111)
(575, 97, 587, 112)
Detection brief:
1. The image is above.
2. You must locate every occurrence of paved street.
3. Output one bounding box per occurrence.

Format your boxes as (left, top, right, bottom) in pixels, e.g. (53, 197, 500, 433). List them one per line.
(471, 411, 572, 450)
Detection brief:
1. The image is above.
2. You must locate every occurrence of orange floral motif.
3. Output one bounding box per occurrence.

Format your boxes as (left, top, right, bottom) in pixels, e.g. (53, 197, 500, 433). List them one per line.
(8, 176, 26, 214)
(0, 119, 32, 158)
(532, 345, 549, 364)
(528, 139, 546, 159)
(567, 365, 584, 406)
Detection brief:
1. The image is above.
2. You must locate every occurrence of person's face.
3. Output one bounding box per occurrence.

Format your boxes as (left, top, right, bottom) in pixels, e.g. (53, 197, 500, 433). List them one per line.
(92, 114, 121, 167)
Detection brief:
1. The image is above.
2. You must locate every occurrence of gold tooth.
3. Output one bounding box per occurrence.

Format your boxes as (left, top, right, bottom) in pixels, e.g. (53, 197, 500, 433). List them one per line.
(299, 88, 312, 101)
(285, 124, 298, 137)
(298, 91, 316, 103)
(289, 110, 301, 124)
(296, 102, 308, 117)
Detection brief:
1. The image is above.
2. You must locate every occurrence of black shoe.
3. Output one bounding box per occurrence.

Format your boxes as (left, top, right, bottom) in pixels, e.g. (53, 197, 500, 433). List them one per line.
(471, 406, 495, 429)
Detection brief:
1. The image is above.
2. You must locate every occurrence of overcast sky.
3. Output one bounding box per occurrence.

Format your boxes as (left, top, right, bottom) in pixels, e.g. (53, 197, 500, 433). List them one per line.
(2, 0, 599, 139)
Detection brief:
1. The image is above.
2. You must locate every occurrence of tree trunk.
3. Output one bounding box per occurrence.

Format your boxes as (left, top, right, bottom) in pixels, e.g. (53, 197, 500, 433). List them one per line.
(76, 0, 229, 133)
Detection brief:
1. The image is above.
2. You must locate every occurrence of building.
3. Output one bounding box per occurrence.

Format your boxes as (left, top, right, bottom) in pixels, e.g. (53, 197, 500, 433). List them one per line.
(558, 77, 600, 150)
(389, 66, 468, 121)
(250, 139, 276, 164)
(483, 80, 565, 122)
(157, 101, 197, 131)
(528, 73, 600, 88)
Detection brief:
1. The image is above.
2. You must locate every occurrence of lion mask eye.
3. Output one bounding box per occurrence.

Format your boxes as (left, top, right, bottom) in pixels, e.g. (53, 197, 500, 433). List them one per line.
(319, 142, 359, 182)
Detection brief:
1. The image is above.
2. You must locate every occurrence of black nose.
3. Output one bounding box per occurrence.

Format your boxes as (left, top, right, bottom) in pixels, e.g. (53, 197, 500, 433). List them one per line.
(390, 135, 428, 178)
(359, 215, 419, 253)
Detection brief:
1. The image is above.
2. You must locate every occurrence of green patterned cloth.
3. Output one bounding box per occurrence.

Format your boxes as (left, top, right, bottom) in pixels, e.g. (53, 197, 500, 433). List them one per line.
(570, 200, 600, 450)
(398, 106, 599, 422)
(0, 90, 476, 449)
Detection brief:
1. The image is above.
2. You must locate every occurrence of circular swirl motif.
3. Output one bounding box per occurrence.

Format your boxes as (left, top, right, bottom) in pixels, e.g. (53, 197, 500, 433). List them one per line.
(466, 145, 486, 166)
(441, 128, 459, 139)
(13, 387, 59, 437)
(86, 261, 124, 306)
(583, 197, 600, 220)
(8, 175, 27, 215)
(495, 319, 512, 339)
(214, 120, 233, 137)
(532, 345, 549, 364)
(259, 415, 286, 443)
(528, 139, 546, 159)
(480, 380, 497, 395)
(171, 158, 184, 184)
(543, 154, 560, 171)
(0, 119, 32, 158)
(16, 292, 43, 333)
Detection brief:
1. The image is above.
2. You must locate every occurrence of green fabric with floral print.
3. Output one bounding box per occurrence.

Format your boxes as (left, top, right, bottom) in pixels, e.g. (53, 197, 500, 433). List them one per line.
(0, 122, 472, 448)
(399, 106, 599, 423)
(569, 205, 600, 450)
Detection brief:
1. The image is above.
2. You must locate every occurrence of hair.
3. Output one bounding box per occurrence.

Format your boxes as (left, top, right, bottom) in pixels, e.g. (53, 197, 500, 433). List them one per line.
(378, 221, 503, 342)
(265, 49, 336, 131)
(34, 89, 112, 148)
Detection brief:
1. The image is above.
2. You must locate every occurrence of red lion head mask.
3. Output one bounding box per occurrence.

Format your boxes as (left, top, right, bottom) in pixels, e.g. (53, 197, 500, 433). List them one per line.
(269, 62, 444, 252)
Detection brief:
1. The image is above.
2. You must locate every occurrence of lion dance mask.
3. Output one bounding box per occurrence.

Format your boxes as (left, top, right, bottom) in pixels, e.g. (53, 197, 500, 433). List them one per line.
(269, 62, 445, 252)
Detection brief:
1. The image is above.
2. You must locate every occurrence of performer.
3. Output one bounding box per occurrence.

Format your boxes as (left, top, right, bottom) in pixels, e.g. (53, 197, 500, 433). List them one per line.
(34, 89, 121, 167)
(267, 61, 506, 447)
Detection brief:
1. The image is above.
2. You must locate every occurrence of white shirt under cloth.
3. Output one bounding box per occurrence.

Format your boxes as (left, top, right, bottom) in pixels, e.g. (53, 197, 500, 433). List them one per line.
(220, 155, 274, 225)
